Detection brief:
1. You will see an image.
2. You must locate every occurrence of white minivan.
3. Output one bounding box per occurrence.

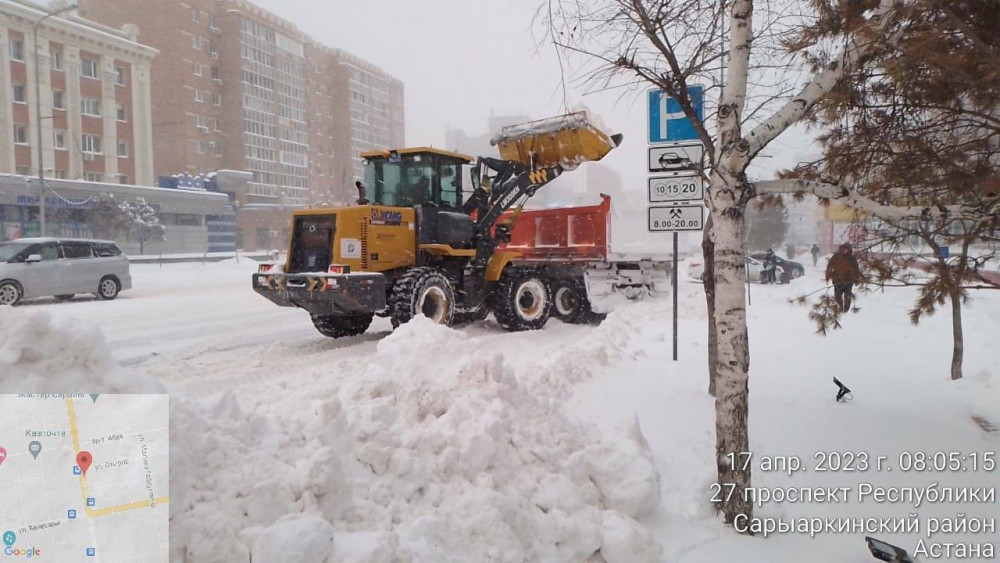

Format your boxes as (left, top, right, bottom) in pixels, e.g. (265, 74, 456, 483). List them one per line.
(0, 238, 132, 306)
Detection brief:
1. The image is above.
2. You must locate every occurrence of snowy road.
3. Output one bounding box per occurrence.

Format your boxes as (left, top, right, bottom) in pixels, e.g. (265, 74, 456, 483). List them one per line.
(19, 258, 1000, 561)
(26, 260, 614, 394)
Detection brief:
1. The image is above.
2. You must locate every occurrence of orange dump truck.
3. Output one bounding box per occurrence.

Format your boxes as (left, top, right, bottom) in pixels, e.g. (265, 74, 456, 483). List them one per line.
(498, 194, 671, 323)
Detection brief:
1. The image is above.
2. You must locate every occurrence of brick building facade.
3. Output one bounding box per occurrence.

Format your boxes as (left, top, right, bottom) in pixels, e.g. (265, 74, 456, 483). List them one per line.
(0, 0, 156, 185)
(79, 0, 405, 208)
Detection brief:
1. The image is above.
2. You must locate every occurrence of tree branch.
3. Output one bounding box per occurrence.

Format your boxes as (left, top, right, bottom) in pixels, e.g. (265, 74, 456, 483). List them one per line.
(743, 0, 898, 161)
(752, 178, 1000, 221)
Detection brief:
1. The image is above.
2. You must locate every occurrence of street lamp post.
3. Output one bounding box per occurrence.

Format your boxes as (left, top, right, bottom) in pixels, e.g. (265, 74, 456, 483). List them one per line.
(32, 4, 76, 236)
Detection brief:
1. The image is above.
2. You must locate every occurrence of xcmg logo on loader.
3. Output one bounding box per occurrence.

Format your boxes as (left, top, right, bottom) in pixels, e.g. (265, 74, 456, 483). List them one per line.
(370, 209, 404, 225)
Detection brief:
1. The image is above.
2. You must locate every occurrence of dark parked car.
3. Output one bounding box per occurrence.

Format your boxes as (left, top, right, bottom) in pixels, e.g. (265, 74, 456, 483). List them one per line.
(750, 252, 804, 282)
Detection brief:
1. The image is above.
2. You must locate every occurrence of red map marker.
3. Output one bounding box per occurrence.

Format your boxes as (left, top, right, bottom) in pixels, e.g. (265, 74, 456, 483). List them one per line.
(76, 451, 93, 477)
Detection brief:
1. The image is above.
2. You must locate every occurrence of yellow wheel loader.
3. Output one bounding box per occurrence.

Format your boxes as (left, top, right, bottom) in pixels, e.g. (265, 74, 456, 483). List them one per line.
(252, 112, 623, 337)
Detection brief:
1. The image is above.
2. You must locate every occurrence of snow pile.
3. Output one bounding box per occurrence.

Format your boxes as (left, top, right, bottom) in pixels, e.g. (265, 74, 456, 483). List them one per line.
(1, 305, 664, 561)
(0, 307, 164, 393)
(170, 316, 663, 562)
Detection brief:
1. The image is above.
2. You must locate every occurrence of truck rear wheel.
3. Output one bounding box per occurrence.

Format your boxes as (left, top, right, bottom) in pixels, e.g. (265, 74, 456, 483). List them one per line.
(491, 271, 552, 331)
(551, 279, 604, 324)
(311, 313, 373, 338)
(388, 267, 455, 328)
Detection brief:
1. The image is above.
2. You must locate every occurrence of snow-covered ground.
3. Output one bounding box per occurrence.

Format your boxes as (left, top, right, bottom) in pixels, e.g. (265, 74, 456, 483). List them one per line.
(2, 259, 997, 561)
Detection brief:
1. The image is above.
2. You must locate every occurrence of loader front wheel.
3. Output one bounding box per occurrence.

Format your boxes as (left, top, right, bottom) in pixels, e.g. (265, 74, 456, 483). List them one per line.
(491, 271, 552, 331)
(311, 313, 373, 338)
(388, 267, 455, 328)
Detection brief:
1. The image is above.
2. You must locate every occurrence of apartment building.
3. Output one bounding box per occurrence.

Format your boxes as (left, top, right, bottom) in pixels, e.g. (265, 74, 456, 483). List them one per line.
(80, 0, 405, 207)
(0, 0, 156, 185)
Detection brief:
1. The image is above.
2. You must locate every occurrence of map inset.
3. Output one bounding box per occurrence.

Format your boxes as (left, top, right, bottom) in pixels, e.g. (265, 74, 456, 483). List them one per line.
(0, 394, 169, 561)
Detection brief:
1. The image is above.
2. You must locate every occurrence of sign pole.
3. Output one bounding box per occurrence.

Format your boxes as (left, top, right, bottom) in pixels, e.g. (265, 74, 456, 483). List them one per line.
(672, 232, 678, 361)
(647, 85, 706, 364)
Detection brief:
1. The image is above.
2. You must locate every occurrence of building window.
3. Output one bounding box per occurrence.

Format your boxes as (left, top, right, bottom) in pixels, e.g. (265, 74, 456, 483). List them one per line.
(12, 83, 26, 103)
(115, 65, 127, 86)
(15, 165, 29, 175)
(194, 89, 205, 103)
(55, 169, 68, 179)
(117, 139, 129, 157)
(81, 134, 101, 154)
(117, 174, 130, 184)
(195, 115, 209, 131)
(211, 66, 220, 80)
(81, 58, 99, 79)
(175, 214, 201, 226)
(209, 15, 219, 29)
(214, 118, 222, 131)
(193, 62, 203, 77)
(9, 39, 24, 61)
(51, 50, 62, 70)
(215, 140, 223, 156)
(54, 130, 67, 149)
(81, 97, 101, 116)
(13, 124, 27, 145)
(213, 92, 222, 106)
(116, 104, 127, 121)
(84, 172, 102, 182)
(191, 35, 202, 50)
(52, 90, 64, 109)
(190, 8, 200, 22)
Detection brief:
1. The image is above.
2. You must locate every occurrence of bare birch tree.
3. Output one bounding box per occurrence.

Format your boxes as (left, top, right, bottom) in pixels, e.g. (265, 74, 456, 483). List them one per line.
(541, 0, 1000, 527)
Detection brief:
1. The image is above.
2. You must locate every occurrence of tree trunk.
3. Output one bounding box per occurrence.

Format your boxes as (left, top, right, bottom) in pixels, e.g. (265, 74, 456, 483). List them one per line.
(703, 217, 719, 397)
(949, 289, 964, 380)
(708, 179, 753, 527)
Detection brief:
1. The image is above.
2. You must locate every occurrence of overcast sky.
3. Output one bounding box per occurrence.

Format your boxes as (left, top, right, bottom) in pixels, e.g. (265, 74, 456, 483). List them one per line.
(253, 0, 819, 190)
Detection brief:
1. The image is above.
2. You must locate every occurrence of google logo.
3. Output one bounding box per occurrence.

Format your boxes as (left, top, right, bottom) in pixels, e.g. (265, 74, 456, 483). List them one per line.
(3, 546, 41, 557)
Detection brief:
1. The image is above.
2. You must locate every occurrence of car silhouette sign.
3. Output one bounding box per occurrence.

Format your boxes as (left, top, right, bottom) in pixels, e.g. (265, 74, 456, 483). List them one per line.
(648, 143, 703, 173)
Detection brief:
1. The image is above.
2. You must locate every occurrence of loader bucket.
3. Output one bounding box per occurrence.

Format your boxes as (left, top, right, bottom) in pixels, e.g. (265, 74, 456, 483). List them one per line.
(490, 112, 622, 170)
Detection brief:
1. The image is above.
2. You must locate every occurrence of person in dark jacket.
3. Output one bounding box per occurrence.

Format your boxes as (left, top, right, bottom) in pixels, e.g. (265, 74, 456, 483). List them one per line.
(810, 244, 821, 266)
(761, 249, 777, 284)
(825, 243, 862, 311)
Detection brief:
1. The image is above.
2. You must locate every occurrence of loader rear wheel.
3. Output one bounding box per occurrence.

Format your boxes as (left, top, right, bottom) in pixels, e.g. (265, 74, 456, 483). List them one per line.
(491, 270, 552, 331)
(388, 267, 455, 328)
(311, 313, 373, 338)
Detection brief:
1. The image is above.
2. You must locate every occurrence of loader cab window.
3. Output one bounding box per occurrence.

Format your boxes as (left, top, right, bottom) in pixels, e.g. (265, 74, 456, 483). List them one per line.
(364, 152, 467, 209)
(365, 155, 433, 207)
(439, 164, 463, 209)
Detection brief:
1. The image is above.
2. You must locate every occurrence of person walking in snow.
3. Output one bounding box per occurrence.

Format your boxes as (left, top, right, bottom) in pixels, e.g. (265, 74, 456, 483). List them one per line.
(825, 243, 862, 312)
(810, 244, 821, 267)
(761, 248, 777, 284)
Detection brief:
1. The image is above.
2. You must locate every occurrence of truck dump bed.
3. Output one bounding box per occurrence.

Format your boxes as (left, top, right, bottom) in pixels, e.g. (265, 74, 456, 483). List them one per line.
(498, 196, 610, 262)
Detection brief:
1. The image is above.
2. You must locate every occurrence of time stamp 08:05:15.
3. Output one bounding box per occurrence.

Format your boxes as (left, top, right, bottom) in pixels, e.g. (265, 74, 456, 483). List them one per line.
(722, 451, 997, 474)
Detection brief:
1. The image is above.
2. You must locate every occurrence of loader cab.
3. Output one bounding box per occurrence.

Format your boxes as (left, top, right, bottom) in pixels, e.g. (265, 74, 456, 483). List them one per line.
(361, 148, 472, 210)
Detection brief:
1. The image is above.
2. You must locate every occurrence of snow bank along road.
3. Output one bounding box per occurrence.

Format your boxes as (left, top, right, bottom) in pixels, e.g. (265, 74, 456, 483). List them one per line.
(5, 259, 1000, 561)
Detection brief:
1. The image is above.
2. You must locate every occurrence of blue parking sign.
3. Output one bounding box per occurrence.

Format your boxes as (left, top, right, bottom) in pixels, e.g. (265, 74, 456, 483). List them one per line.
(648, 86, 704, 144)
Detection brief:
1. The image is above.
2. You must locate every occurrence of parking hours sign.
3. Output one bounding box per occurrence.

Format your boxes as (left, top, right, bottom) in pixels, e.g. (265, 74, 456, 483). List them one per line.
(648, 204, 704, 232)
(649, 174, 704, 203)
